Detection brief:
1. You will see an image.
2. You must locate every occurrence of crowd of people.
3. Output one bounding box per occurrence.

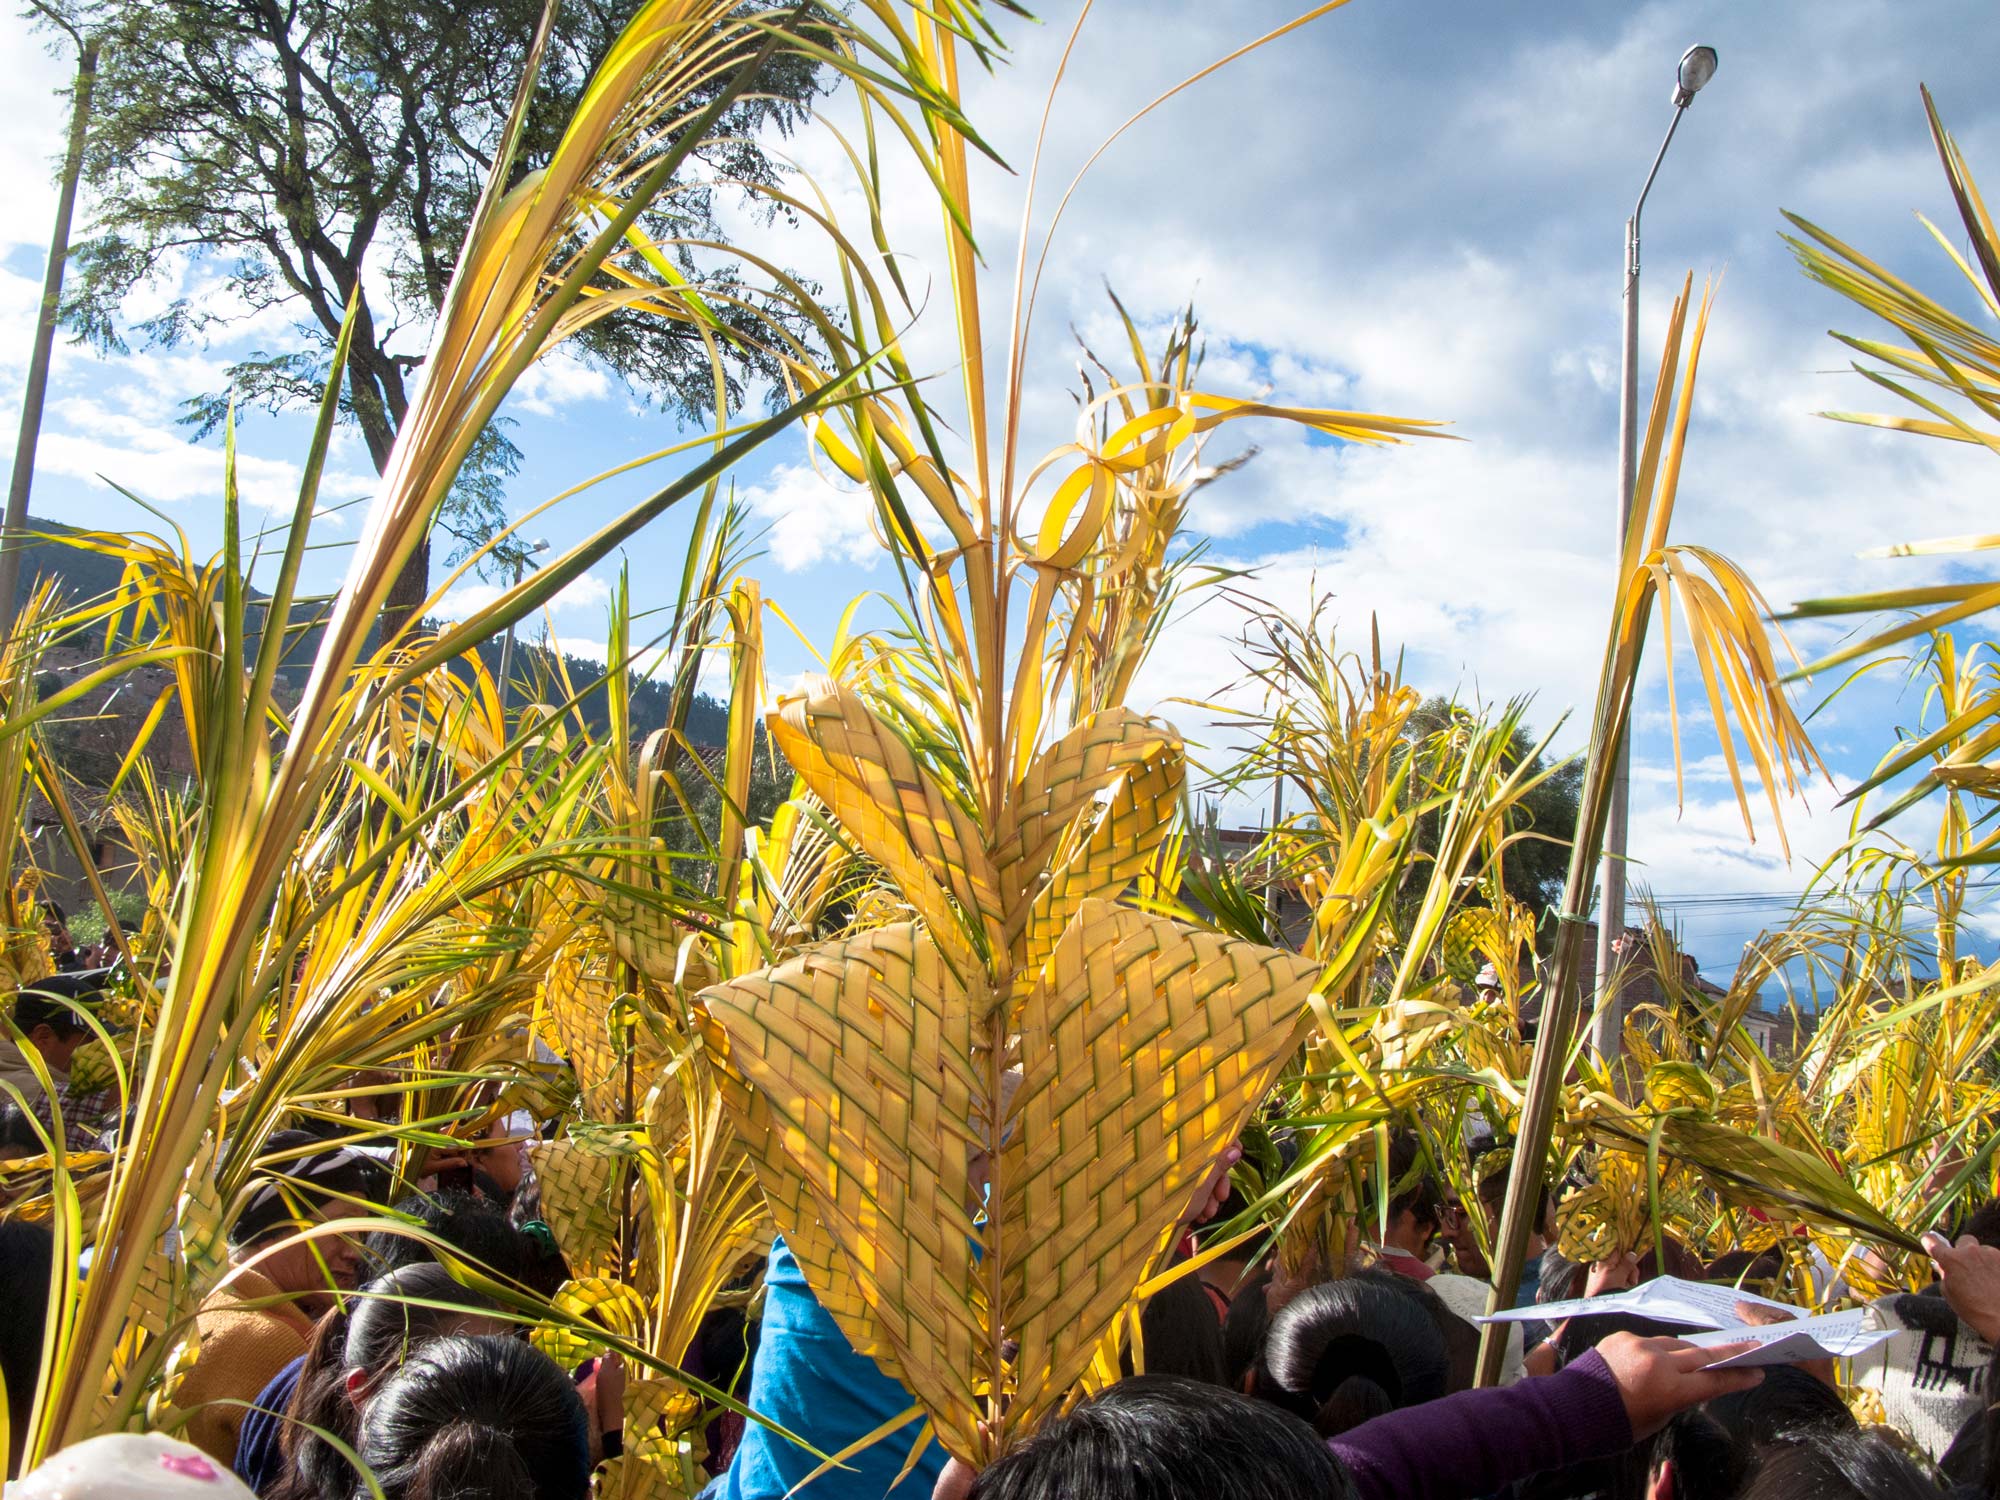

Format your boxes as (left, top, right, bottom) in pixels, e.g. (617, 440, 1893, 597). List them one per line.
(6, 970, 2000, 1500)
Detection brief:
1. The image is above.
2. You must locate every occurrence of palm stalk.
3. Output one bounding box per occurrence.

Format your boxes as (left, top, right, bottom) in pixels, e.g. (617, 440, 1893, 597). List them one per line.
(1475, 279, 1827, 1384)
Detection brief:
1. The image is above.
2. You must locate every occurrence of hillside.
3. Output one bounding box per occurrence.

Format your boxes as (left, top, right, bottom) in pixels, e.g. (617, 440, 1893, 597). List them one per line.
(11, 516, 730, 786)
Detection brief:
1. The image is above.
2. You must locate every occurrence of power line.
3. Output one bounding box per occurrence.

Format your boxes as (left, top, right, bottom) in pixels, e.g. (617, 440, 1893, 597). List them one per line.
(1639, 878, 2000, 912)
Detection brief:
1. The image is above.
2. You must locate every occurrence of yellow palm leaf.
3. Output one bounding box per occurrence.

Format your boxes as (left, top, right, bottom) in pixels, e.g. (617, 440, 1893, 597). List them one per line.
(698, 923, 982, 1444)
(994, 708, 1177, 923)
(768, 679, 997, 957)
(1015, 740, 1184, 973)
(1002, 900, 1319, 1426)
(700, 899, 1320, 1460)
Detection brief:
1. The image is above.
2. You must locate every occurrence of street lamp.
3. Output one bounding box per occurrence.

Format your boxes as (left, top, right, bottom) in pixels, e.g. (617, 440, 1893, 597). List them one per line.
(495, 538, 550, 706)
(1591, 45, 1718, 1061)
(0, 6, 102, 632)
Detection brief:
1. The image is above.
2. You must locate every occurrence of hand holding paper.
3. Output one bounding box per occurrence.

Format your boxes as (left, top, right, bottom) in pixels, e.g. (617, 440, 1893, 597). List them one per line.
(1474, 1274, 1894, 1371)
(1685, 1309, 1893, 1369)
(1477, 1274, 1797, 1331)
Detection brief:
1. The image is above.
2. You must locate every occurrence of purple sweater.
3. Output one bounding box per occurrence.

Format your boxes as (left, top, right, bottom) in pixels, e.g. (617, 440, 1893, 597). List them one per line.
(1329, 1350, 1635, 1500)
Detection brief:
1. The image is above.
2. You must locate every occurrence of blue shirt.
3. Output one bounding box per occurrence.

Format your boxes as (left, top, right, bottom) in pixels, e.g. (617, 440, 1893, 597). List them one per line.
(720, 1237, 942, 1500)
(1515, 1252, 1551, 1349)
(233, 1353, 305, 1495)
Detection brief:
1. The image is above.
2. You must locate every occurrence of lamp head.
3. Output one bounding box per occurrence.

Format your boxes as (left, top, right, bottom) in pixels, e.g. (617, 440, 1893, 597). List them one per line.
(1674, 45, 1718, 107)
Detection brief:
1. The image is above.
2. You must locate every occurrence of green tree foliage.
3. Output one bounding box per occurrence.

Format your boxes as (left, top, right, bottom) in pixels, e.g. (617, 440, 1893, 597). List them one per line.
(58, 0, 828, 635)
(1406, 695, 1580, 931)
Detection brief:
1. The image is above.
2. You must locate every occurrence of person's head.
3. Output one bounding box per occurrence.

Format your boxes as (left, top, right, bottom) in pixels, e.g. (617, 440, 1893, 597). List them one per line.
(9, 1433, 256, 1500)
(1439, 1187, 1487, 1276)
(1252, 1273, 1448, 1436)
(356, 1336, 590, 1500)
(228, 1133, 389, 1312)
(1536, 1250, 1585, 1308)
(967, 1375, 1357, 1500)
(1636, 1235, 1704, 1284)
(1221, 1270, 1275, 1391)
(1642, 1408, 1747, 1500)
(6, 988, 92, 1075)
(1738, 1431, 1940, 1500)
(1472, 1153, 1555, 1248)
(363, 1191, 539, 1288)
(1, 1220, 54, 1477)
(1704, 1365, 1855, 1451)
(1369, 1133, 1442, 1258)
(1121, 1272, 1226, 1387)
(1532, 1407, 1746, 1500)
(271, 1265, 508, 1500)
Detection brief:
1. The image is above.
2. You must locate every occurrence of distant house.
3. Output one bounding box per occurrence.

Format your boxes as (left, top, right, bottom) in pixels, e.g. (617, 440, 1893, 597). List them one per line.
(1739, 1003, 1824, 1058)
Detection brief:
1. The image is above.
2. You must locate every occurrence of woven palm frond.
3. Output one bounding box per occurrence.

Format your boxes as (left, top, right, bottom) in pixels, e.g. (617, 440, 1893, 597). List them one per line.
(1016, 742, 1184, 975)
(767, 680, 996, 958)
(529, 1136, 628, 1281)
(1001, 900, 1319, 1426)
(699, 922, 981, 1441)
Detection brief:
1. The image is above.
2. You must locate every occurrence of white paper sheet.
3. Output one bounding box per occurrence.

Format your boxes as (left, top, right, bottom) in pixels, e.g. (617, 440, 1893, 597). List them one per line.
(1686, 1309, 1897, 1369)
(1475, 1274, 1798, 1330)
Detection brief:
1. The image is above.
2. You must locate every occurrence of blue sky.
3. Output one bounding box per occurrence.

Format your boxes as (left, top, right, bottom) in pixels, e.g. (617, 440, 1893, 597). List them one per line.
(2, 0, 1996, 982)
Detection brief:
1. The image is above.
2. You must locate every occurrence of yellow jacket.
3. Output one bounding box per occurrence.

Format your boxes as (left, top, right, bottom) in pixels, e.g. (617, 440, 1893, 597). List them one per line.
(173, 1265, 318, 1464)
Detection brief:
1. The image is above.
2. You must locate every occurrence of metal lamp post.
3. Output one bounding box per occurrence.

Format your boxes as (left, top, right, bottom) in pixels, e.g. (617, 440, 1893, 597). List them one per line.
(1591, 44, 1718, 1061)
(0, 8, 101, 632)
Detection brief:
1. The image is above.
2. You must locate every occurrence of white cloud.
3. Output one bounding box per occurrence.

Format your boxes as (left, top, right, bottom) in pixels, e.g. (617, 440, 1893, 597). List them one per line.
(29, 394, 376, 514)
(512, 354, 613, 419)
(743, 459, 881, 572)
(438, 568, 614, 626)
(0, 22, 72, 261)
(552, 571, 612, 615)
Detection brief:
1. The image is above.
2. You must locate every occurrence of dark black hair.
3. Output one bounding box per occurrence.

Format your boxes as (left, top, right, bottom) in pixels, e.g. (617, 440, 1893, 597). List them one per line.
(1652, 1407, 1749, 1500)
(271, 1264, 501, 1500)
(1221, 1269, 1274, 1390)
(364, 1191, 538, 1287)
(1959, 1201, 2000, 1251)
(1373, 1131, 1442, 1232)
(1739, 1431, 1940, 1500)
(1120, 1272, 1226, 1387)
(1552, 1312, 1689, 1371)
(0, 1221, 53, 1479)
(1252, 1273, 1448, 1436)
(355, 1336, 590, 1500)
(1706, 1248, 1785, 1286)
(1636, 1235, 1705, 1284)
(1523, 1407, 1747, 1500)
(967, 1375, 1357, 1500)
(1705, 1365, 1855, 1451)
(230, 1130, 392, 1248)
(0, 1099, 44, 1154)
(1536, 1250, 1586, 1308)
(7, 984, 94, 1041)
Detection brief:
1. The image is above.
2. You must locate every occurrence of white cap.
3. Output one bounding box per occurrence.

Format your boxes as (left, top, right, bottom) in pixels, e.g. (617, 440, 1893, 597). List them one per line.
(10, 1434, 259, 1500)
(1426, 1273, 1526, 1386)
(1474, 963, 1501, 989)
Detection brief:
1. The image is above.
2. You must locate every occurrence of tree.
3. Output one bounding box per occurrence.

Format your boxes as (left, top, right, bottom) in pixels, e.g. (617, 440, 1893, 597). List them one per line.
(60, 0, 827, 639)
(1406, 695, 1581, 931)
